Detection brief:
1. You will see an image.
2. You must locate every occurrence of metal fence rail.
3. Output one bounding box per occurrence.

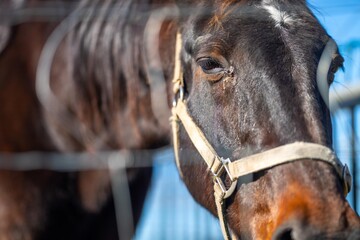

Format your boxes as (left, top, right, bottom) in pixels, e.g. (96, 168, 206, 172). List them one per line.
(332, 102, 360, 213)
(0, 148, 224, 239)
(331, 43, 360, 213)
(134, 150, 223, 240)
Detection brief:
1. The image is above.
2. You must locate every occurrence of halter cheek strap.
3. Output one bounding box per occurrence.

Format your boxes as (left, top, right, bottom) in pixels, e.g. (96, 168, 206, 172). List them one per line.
(170, 33, 352, 240)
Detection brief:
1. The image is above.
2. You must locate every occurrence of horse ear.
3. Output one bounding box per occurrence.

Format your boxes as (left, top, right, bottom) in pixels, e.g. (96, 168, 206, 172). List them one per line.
(0, 25, 10, 53)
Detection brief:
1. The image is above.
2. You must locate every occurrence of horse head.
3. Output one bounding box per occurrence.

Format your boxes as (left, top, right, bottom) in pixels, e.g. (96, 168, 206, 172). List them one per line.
(172, 1, 360, 239)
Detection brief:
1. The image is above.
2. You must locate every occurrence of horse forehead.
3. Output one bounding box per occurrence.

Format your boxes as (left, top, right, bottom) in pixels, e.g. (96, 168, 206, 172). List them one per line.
(261, 2, 295, 27)
(204, 0, 307, 27)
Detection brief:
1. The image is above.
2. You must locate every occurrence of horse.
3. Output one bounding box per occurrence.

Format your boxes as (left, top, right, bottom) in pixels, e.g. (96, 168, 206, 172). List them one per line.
(171, 1, 360, 239)
(0, 0, 359, 239)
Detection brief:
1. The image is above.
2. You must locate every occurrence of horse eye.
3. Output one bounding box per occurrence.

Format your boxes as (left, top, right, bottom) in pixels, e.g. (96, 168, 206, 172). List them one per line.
(197, 58, 224, 74)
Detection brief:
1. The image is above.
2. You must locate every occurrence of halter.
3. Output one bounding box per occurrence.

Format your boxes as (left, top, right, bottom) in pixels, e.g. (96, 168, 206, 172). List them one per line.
(170, 33, 352, 240)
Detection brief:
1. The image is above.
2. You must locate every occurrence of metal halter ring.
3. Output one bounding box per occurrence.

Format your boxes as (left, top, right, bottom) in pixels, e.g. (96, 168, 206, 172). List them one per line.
(212, 158, 237, 199)
(172, 83, 185, 107)
(342, 164, 352, 194)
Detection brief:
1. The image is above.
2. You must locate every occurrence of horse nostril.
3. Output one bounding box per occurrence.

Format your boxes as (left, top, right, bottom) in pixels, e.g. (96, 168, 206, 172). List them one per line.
(349, 229, 360, 240)
(273, 221, 315, 240)
(273, 227, 295, 240)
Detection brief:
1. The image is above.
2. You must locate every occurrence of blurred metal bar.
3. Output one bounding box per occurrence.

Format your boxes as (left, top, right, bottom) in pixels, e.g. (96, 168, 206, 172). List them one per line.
(0, 148, 168, 170)
(330, 84, 360, 213)
(109, 154, 134, 240)
(330, 83, 360, 111)
(144, 6, 179, 131)
(350, 107, 357, 212)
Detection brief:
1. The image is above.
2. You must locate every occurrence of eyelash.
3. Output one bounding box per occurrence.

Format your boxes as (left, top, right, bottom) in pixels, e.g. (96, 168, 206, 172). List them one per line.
(197, 58, 224, 74)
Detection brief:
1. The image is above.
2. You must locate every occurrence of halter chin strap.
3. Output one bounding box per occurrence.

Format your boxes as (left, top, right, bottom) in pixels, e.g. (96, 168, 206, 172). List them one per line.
(170, 33, 352, 240)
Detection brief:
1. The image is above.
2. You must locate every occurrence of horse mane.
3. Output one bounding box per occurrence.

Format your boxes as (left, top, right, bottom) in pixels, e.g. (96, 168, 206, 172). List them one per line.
(47, 0, 176, 151)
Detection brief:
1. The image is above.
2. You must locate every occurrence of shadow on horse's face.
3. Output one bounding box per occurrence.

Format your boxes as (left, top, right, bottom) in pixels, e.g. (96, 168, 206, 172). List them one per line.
(176, 1, 360, 239)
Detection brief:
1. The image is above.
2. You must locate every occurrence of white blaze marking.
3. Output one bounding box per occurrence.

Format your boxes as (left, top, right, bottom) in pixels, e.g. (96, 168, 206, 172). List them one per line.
(262, 3, 294, 27)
